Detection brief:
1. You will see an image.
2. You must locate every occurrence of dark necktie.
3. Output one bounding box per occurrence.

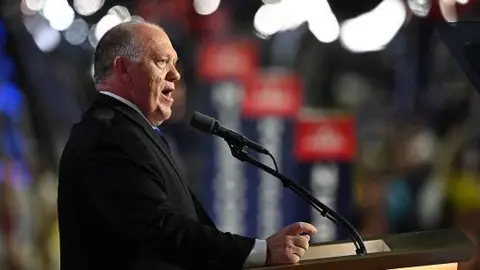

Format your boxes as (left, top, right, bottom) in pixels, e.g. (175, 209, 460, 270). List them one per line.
(153, 126, 170, 150)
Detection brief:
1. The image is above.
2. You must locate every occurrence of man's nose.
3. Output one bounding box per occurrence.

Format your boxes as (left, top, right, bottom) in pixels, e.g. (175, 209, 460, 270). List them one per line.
(166, 67, 181, 82)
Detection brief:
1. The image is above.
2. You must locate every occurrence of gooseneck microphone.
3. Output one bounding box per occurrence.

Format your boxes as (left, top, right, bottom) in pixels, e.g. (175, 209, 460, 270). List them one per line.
(190, 111, 367, 256)
(190, 112, 270, 155)
(190, 112, 367, 256)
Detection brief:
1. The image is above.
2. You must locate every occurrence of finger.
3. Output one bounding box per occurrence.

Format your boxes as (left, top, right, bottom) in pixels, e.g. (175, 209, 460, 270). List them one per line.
(292, 235, 310, 250)
(300, 233, 311, 242)
(284, 251, 301, 264)
(284, 222, 318, 235)
(290, 253, 300, 263)
(292, 246, 306, 259)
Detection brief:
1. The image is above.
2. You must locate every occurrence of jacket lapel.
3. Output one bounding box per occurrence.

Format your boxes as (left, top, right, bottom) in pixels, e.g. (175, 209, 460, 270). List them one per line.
(93, 94, 184, 181)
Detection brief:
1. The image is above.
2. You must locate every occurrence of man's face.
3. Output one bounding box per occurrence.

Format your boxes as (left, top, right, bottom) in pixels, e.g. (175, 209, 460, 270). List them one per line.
(123, 25, 181, 125)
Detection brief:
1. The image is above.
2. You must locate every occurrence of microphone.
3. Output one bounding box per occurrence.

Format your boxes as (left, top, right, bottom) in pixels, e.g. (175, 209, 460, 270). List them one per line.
(190, 112, 366, 255)
(190, 112, 367, 256)
(190, 112, 270, 155)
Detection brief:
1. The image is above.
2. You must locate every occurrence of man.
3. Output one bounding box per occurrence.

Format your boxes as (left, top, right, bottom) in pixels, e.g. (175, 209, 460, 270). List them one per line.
(57, 21, 318, 270)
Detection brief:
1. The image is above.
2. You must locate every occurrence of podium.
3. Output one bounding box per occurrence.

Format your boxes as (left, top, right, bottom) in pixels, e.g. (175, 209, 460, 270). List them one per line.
(250, 229, 475, 270)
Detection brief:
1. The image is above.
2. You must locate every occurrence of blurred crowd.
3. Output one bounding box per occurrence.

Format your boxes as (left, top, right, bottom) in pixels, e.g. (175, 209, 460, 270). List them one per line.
(0, 0, 480, 269)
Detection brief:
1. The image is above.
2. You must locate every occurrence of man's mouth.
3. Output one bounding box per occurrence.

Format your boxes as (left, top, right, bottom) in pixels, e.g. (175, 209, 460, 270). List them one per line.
(161, 89, 173, 97)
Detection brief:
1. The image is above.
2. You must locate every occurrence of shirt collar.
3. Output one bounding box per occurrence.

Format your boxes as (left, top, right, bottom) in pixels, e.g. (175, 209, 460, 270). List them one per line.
(99, 91, 158, 128)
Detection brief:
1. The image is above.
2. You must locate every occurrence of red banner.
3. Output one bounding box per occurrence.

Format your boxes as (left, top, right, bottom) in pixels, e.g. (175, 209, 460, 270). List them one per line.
(241, 70, 302, 118)
(294, 115, 356, 162)
(196, 40, 258, 83)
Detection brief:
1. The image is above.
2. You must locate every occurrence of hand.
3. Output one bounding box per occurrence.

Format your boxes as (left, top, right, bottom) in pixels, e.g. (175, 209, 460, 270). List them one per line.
(265, 222, 318, 266)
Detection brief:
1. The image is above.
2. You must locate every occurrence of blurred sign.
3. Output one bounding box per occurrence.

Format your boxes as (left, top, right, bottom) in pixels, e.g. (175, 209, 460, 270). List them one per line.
(242, 70, 302, 118)
(294, 114, 356, 242)
(294, 116, 356, 162)
(240, 70, 302, 238)
(309, 164, 339, 242)
(196, 40, 258, 83)
(204, 81, 248, 236)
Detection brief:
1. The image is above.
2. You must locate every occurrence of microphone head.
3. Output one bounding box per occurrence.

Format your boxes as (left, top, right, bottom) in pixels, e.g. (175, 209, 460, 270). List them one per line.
(190, 111, 216, 134)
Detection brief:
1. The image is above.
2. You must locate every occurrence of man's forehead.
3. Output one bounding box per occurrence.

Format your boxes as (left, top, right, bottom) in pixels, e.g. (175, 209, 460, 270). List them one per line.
(147, 40, 178, 60)
(135, 24, 177, 59)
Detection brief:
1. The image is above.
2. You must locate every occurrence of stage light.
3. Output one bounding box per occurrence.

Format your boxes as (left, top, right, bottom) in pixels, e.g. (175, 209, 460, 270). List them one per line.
(63, 18, 89, 45)
(340, 0, 406, 52)
(307, 0, 340, 43)
(407, 0, 431, 17)
(24, 0, 45, 11)
(89, 5, 131, 47)
(193, 0, 221, 15)
(253, 3, 284, 37)
(94, 14, 122, 42)
(33, 24, 61, 52)
(43, 0, 75, 31)
(262, 0, 282, 3)
(73, 0, 105, 16)
(254, 0, 339, 43)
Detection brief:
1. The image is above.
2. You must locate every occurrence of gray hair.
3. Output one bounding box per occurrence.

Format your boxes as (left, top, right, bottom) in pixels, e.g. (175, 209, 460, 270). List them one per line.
(93, 22, 146, 84)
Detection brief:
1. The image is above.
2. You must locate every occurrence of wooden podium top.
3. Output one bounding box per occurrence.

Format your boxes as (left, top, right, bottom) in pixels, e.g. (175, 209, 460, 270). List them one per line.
(250, 229, 475, 270)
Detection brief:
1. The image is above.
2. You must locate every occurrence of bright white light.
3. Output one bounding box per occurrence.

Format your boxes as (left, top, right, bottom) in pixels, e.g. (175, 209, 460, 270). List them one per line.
(94, 13, 123, 42)
(279, 0, 312, 31)
(43, 0, 75, 31)
(24, 12, 48, 34)
(25, 0, 45, 11)
(50, 7, 75, 31)
(89, 5, 131, 45)
(307, 0, 339, 43)
(340, 0, 406, 53)
(193, 0, 221, 15)
(407, 0, 431, 17)
(108, 5, 131, 21)
(21, 0, 37, 15)
(254, 0, 338, 42)
(262, 0, 282, 3)
(254, 4, 284, 36)
(309, 16, 339, 43)
(254, 0, 307, 36)
(74, 0, 105, 16)
(90, 63, 95, 79)
(88, 24, 97, 47)
(33, 24, 61, 52)
(128, 15, 145, 23)
(254, 0, 309, 36)
(63, 18, 89, 45)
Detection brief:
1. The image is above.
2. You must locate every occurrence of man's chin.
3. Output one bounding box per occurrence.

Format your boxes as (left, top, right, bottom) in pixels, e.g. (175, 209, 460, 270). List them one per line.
(148, 108, 171, 126)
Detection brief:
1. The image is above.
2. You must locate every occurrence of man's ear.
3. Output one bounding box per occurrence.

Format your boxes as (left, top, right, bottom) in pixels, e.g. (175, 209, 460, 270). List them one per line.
(112, 56, 132, 84)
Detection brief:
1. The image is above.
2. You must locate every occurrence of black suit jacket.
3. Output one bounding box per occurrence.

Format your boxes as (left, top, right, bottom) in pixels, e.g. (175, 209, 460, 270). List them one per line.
(57, 94, 255, 270)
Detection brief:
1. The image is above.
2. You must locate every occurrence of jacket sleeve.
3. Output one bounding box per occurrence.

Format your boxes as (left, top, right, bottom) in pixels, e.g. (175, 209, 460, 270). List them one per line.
(84, 144, 255, 270)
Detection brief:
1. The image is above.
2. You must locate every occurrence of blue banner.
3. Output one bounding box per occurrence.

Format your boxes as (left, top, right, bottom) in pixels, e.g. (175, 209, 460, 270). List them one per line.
(198, 81, 301, 239)
(199, 81, 250, 236)
(296, 162, 354, 242)
(242, 118, 299, 239)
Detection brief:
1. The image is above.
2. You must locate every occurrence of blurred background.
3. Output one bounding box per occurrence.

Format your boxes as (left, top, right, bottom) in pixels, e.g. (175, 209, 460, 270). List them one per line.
(0, 0, 479, 269)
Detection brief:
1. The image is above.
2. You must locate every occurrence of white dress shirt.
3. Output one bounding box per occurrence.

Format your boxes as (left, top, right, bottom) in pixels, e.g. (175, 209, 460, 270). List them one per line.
(99, 91, 267, 267)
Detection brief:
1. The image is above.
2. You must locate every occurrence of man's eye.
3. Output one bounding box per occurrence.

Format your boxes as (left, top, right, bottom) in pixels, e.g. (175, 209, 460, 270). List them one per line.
(158, 59, 168, 66)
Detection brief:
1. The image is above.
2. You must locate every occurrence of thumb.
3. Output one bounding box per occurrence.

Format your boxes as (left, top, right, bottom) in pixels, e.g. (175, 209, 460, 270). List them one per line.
(284, 222, 318, 235)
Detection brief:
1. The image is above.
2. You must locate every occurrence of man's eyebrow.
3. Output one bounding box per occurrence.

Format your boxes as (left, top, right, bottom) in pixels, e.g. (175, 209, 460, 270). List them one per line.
(158, 52, 178, 63)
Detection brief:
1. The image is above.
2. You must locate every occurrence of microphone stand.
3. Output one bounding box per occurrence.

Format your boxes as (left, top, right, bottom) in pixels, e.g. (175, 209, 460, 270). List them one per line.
(227, 142, 367, 256)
